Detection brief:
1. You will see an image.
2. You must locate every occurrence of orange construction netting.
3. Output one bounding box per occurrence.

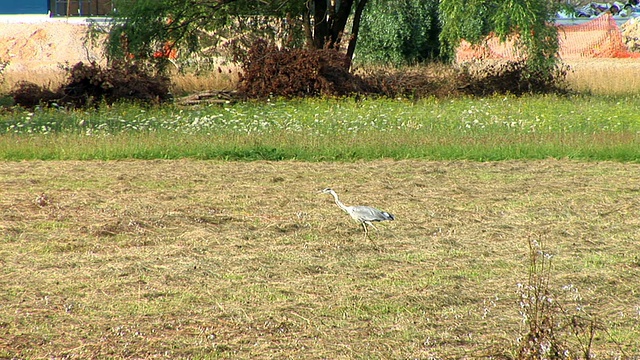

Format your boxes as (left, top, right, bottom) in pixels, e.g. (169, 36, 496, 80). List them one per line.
(456, 13, 640, 62)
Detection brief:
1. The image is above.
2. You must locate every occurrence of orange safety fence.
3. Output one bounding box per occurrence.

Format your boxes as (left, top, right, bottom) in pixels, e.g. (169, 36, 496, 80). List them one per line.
(153, 42, 178, 59)
(456, 13, 640, 62)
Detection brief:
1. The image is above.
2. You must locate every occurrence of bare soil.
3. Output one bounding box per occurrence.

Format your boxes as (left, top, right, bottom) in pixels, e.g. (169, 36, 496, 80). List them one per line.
(0, 20, 103, 72)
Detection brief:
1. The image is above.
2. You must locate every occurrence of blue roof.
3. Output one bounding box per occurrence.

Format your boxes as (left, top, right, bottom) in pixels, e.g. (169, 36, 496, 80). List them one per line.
(0, 1, 48, 15)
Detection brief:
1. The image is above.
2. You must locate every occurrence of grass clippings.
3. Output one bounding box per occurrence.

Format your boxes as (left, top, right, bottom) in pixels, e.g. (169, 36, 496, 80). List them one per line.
(1, 159, 639, 359)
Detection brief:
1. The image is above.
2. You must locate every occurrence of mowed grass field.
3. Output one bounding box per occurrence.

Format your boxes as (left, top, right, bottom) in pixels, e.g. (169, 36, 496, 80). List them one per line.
(1, 159, 639, 358)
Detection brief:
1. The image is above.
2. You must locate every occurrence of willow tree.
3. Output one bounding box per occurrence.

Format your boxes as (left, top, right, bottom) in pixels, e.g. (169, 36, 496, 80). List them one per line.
(439, 0, 561, 72)
(105, 0, 369, 69)
(356, 0, 441, 66)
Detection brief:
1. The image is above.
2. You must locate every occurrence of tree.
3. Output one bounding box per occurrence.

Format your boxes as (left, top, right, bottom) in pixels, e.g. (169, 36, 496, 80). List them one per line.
(439, 0, 561, 72)
(105, 0, 563, 77)
(355, 0, 440, 66)
(106, 0, 369, 69)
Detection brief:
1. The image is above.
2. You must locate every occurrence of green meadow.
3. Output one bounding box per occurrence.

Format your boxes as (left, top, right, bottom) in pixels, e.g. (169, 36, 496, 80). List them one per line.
(1, 94, 639, 161)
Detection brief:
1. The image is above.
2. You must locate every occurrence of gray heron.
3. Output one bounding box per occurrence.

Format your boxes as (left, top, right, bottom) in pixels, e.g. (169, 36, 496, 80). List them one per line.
(319, 188, 395, 241)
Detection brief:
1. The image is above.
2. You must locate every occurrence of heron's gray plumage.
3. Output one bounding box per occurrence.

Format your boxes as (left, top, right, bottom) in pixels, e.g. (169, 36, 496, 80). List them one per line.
(320, 188, 394, 240)
(349, 205, 395, 223)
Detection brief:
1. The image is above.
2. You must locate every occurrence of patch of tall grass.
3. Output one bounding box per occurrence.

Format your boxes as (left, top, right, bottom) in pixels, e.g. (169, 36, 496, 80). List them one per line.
(1, 94, 639, 161)
(564, 59, 640, 95)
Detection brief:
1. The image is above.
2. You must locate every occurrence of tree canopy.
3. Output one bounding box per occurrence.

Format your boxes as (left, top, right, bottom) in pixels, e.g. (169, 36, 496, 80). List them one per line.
(439, 0, 560, 71)
(105, 0, 561, 74)
(106, 0, 369, 69)
(356, 0, 440, 66)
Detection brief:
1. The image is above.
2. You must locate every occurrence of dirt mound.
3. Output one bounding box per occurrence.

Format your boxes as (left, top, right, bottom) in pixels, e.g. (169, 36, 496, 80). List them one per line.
(457, 14, 640, 62)
(0, 20, 104, 72)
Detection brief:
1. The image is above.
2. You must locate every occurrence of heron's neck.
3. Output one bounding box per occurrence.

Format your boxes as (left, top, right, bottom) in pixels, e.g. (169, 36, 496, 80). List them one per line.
(330, 192, 349, 213)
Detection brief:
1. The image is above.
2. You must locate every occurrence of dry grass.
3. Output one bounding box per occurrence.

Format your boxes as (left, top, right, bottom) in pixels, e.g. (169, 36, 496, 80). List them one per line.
(170, 71, 240, 95)
(563, 58, 640, 94)
(168, 63, 241, 95)
(0, 69, 67, 93)
(1, 159, 639, 359)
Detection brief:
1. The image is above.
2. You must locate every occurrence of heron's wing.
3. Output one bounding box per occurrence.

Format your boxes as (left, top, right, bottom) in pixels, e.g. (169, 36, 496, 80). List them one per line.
(350, 206, 394, 222)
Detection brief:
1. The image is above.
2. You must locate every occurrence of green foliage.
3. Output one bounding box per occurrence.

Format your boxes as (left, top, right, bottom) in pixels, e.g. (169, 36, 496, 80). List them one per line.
(356, 0, 440, 66)
(104, 0, 562, 79)
(107, 0, 305, 69)
(439, 0, 560, 71)
(105, 0, 362, 71)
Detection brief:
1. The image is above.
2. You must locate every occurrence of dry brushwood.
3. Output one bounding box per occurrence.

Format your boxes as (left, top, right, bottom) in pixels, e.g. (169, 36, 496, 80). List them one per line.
(10, 81, 62, 108)
(455, 60, 568, 96)
(239, 39, 375, 98)
(11, 61, 172, 109)
(176, 90, 241, 106)
(61, 61, 172, 107)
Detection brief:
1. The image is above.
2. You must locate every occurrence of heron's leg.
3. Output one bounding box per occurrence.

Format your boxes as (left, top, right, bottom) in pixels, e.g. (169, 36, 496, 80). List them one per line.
(366, 221, 378, 231)
(362, 222, 379, 249)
